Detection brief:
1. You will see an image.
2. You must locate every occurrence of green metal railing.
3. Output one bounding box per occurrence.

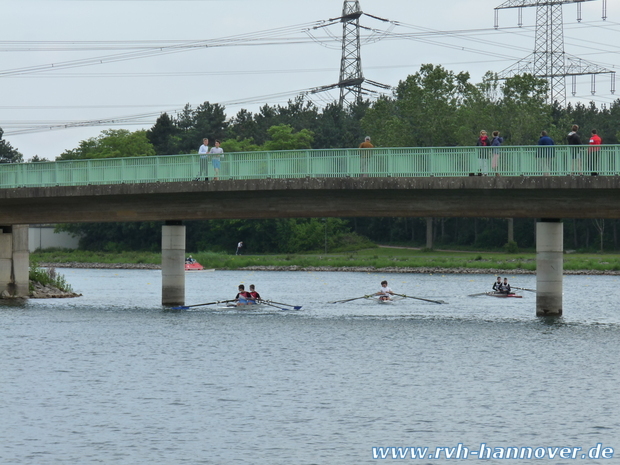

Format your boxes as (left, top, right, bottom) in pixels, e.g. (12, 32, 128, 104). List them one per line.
(2, 145, 619, 189)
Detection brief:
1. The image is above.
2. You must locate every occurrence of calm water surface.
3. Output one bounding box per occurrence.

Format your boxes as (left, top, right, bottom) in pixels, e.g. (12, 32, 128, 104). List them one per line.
(2, 269, 620, 464)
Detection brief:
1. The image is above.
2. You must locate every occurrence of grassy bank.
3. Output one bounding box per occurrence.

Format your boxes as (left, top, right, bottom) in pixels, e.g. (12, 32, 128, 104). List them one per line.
(30, 248, 620, 272)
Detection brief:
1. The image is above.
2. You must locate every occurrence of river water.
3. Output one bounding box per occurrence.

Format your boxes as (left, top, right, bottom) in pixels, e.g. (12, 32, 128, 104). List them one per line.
(2, 269, 620, 464)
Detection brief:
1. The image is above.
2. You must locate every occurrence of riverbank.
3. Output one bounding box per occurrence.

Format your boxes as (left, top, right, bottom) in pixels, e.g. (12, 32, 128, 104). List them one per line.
(36, 262, 620, 275)
(31, 248, 620, 274)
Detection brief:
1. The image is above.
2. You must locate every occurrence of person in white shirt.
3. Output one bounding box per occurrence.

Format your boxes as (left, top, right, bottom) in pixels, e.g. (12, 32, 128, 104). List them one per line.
(376, 280, 394, 301)
(198, 138, 209, 180)
(209, 139, 224, 180)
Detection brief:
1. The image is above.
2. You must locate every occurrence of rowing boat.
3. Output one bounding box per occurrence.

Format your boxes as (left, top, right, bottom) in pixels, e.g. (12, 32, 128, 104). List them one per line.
(216, 302, 270, 310)
(486, 292, 522, 298)
(366, 295, 404, 304)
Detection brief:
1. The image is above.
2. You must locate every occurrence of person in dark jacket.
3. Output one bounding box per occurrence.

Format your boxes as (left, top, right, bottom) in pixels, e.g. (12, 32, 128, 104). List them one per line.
(537, 131, 555, 175)
(490, 130, 504, 175)
(567, 124, 582, 174)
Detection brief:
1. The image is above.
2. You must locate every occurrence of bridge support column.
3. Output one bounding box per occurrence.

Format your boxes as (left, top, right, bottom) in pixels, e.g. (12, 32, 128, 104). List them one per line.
(0, 225, 29, 298)
(162, 221, 185, 306)
(536, 219, 563, 316)
(426, 218, 433, 250)
(507, 218, 514, 243)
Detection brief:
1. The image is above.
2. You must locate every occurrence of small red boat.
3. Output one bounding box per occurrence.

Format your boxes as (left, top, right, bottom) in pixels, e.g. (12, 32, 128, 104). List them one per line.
(184, 261, 204, 271)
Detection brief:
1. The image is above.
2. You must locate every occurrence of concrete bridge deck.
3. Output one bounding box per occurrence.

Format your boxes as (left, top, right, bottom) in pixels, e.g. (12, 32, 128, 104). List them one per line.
(1, 176, 620, 224)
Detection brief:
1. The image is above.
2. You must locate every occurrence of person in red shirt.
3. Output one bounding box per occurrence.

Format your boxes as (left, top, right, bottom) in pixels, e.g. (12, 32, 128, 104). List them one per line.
(248, 284, 261, 305)
(588, 129, 602, 174)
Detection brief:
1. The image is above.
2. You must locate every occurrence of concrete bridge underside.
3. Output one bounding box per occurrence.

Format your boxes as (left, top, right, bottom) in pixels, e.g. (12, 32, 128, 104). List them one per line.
(2, 176, 620, 224)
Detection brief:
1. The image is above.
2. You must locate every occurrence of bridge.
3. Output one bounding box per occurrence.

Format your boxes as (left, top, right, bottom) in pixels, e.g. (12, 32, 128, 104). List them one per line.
(2, 145, 619, 316)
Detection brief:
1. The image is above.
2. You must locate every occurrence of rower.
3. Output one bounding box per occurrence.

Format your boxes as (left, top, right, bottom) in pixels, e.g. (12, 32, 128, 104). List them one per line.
(499, 278, 511, 295)
(248, 284, 261, 305)
(376, 280, 395, 301)
(235, 284, 250, 306)
(492, 277, 502, 291)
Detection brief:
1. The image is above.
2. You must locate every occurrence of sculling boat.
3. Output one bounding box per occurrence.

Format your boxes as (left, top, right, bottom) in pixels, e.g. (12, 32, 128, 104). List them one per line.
(366, 295, 405, 304)
(486, 292, 522, 298)
(217, 302, 271, 310)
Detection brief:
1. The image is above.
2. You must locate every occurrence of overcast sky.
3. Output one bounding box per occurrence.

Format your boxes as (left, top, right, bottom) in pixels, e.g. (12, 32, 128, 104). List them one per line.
(2, 0, 619, 159)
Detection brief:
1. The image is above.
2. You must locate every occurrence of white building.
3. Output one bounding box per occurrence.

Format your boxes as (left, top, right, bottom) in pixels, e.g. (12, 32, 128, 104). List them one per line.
(28, 225, 80, 252)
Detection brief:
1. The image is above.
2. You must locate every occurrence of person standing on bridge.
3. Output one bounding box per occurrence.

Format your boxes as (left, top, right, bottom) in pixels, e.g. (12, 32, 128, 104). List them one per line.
(198, 138, 209, 181)
(209, 140, 224, 180)
(490, 131, 504, 176)
(567, 125, 582, 174)
(358, 136, 374, 177)
(588, 129, 602, 175)
(537, 131, 555, 175)
(476, 130, 492, 175)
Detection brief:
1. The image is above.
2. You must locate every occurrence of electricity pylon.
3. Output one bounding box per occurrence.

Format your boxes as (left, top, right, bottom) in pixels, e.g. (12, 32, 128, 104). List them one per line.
(309, 0, 391, 107)
(338, 1, 365, 106)
(495, 0, 614, 106)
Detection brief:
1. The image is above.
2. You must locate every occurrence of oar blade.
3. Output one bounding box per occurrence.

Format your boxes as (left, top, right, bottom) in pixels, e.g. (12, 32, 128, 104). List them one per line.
(171, 305, 190, 310)
(395, 293, 446, 304)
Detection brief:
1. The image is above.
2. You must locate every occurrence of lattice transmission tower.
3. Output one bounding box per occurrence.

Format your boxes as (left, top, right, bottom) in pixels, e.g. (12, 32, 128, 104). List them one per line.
(309, 0, 391, 107)
(495, 0, 615, 106)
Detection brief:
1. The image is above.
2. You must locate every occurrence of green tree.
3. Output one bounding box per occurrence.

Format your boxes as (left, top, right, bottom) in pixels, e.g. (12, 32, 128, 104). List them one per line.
(58, 129, 155, 160)
(262, 124, 314, 151)
(498, 74, 552, 145)
(362, 64, 474, 147)
(147, 112, 180, 155)
(0, 127, 24, 163)
(173, 102, 228, 153)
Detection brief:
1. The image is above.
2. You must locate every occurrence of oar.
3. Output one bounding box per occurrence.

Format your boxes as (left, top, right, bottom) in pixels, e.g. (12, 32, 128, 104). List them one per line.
(468, 292, 490, 297)
(329, 295, 372, 304)
(263, 300, 302, 310)
(394, 293, 446, 305)
(171, 299, 235, 310)
(259, 300, 288, 311)
(513, 286, 537, 293)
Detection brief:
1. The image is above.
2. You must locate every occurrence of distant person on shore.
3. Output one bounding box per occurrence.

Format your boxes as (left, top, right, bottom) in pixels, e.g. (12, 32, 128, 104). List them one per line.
(236, 241, 243, 255)
(198, 138, 209, 180)
(376, 280, 395, 301)
(209, 140, 224, 180)
(359, 136, 374, 177)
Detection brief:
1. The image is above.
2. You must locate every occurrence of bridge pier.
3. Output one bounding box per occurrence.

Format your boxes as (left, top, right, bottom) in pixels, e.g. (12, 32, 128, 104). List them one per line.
(162, 221, 185, 306)
(536, 219, 563, 316)
(0, 225, 29, 298)
(426, 218, 433, 249)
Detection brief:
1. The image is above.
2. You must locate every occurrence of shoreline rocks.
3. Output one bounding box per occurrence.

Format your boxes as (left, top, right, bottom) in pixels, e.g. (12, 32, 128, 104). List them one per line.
(29, 282, 83, 299)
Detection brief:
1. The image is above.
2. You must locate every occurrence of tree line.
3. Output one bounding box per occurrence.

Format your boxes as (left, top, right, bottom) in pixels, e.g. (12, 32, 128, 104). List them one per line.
(3, 64, 620, 252)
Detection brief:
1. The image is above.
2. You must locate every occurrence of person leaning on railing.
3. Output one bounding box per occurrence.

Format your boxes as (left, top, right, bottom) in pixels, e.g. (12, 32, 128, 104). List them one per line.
(567, 125, 582, 174)
(588, 129, 602, 175)
(476, 130, 492, 175)
(537, 131, 555, 175)
(358, 136, 374, 177)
